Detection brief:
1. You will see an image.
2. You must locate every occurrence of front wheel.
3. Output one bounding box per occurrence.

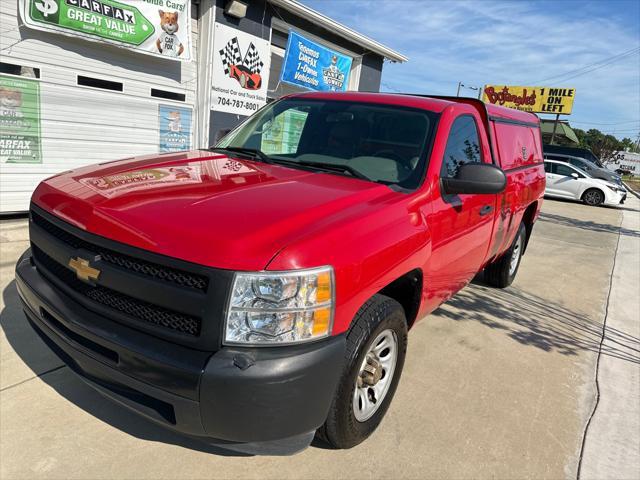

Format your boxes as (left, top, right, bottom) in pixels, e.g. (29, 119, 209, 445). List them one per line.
(317, 295, 408, 449)
(484, 222, 526, 288)
(582, 188, 604, 206)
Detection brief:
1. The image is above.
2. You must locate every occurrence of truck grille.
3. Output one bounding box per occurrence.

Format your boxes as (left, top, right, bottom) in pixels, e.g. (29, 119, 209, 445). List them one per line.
(32, 246, 201, 336)
(24, 203, 245, 351)
(31, 210, 208, 292)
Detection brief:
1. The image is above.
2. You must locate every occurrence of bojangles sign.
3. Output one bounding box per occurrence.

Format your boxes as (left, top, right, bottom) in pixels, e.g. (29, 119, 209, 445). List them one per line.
(482, 85, 576, 114)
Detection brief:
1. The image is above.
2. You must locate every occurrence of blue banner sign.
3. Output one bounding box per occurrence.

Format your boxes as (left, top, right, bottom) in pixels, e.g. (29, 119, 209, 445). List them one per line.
(280, 31, 352, 92)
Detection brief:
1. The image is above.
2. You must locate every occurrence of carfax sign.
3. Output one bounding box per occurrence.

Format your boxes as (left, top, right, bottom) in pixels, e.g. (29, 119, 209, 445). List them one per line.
(0, 75, 42, 164)
(280, 31, 353, 92)
(482, 85, 576, 114)
(19, 0, 192, 61)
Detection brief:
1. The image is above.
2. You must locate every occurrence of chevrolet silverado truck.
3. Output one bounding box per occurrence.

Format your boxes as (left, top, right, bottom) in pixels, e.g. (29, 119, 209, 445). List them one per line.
(16, 92, 545, 452)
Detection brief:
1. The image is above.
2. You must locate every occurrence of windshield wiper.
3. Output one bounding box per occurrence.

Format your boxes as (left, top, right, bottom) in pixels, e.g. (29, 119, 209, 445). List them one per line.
(271, 158, 370, 181)
(210, 146, 273, 164)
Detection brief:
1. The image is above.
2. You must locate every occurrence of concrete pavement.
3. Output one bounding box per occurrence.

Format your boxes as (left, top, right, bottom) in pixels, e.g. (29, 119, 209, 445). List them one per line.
(1, 197, 638, 479)
(579, 194, 640, 479)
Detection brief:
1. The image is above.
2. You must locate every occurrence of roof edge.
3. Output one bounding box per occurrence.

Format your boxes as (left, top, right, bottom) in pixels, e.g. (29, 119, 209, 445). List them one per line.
(267, 0, 408, 63)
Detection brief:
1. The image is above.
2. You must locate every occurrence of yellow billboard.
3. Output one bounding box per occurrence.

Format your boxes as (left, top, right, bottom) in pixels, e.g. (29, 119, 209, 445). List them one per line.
(482, 85, 575, 114)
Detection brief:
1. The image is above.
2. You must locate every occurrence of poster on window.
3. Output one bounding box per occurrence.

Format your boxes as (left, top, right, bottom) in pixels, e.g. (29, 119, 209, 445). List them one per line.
(19, 0, 192, 62)
(280, 31, 352, 92)
(158, 104, 191, 152)
(0, 75, 42, 164)
(261, 109, 308, 154)
(211, 22, 270, 116)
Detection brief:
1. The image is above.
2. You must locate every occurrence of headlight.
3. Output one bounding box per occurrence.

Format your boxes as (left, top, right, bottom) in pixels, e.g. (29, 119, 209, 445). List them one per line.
(224, 266, 334, 345)
(606, 185, 625, 193)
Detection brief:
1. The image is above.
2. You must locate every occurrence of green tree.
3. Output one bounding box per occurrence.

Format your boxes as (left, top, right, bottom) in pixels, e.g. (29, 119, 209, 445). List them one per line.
(572, 128, 639, 160)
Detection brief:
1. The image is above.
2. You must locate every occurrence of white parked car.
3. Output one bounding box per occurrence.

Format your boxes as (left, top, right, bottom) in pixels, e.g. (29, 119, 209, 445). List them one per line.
(543, 159, 627, 206)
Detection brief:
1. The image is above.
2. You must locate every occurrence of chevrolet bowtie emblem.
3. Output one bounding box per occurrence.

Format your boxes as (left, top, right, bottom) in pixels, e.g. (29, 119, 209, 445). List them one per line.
(68, 257, 101, 283)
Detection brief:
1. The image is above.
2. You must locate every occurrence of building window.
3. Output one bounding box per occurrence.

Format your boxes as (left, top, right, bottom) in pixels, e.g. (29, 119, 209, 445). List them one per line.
(0, 62, 40, 79)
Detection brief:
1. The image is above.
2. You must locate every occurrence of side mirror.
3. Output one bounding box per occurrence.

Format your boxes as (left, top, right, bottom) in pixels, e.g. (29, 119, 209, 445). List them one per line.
(571, 172, 580, 179)
(441, 163, 507, 195)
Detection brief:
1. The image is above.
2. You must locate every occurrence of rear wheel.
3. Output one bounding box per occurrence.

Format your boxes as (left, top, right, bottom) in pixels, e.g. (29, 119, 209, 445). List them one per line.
(317, 295, 407, 449)
(582, 188, 604, 206)
(484, 222, 526, 288)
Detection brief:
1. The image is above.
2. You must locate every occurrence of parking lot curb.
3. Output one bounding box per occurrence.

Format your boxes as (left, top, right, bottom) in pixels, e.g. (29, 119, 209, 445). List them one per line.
(623, 182, 640, 199)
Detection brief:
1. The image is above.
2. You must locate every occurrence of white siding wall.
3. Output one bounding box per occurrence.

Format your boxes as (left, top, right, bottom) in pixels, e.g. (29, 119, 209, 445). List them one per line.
(0, 1, 199, 212)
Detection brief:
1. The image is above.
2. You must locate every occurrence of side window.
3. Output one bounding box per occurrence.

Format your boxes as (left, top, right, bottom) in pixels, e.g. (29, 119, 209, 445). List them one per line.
(568, 158, 583, 169)
(441, 116, 482, 178)
(544, 162, 552, 173)
(554, 164, 578, 177)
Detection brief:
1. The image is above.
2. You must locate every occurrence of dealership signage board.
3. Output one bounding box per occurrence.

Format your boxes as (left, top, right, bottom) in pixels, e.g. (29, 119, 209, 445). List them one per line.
(19, 0, 192, 61)
(606, 151, 640, 175)
(482, 85, 576, 114)
(0, 75, 42, 163)
(280, 31, 352, 92)
(212, 22, 270, 116)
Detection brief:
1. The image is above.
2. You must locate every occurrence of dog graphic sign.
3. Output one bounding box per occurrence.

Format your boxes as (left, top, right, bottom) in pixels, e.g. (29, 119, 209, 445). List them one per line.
(19, 0, 192, 62)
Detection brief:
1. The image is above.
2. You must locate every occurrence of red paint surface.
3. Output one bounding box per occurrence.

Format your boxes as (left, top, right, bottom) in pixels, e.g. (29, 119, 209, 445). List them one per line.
(32, 93, 545, 336)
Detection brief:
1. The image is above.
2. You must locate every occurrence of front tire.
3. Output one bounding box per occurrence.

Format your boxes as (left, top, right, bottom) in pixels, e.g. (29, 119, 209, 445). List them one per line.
(317, 295, 408, 449)
(582, 188, 604, 206)
(484, 222, 526, 288)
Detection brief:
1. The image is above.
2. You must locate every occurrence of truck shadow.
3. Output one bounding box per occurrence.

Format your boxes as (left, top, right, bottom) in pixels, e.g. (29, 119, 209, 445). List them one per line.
(0, 279, 251, 457)
(436, 277, 639, 364)
(538, 212, 639, 238)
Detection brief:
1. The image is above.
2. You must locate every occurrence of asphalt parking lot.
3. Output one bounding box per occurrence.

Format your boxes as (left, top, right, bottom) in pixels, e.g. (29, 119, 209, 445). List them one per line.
(1, 196, 638, 480)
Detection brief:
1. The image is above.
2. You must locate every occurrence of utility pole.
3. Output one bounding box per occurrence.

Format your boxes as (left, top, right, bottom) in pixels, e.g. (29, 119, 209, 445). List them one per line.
(457, 82, 481, 98)
(549, 113, 561, 145)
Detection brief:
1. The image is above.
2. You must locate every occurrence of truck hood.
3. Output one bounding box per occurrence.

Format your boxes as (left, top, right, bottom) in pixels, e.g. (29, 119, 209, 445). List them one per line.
(32, 150, 391, 270)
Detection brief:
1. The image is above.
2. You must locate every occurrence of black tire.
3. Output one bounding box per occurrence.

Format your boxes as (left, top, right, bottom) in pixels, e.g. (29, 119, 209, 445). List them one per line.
(484, 222, 526, 288)
(582, 188, 604, 206)
(317, 295, 408, 449)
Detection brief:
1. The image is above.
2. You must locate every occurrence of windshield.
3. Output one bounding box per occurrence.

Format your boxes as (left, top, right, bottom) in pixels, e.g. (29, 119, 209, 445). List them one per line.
(215, 98, 436, 189)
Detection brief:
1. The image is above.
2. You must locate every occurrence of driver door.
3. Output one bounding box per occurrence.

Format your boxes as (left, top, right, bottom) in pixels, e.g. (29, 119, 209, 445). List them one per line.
(424, 114, 498, 310)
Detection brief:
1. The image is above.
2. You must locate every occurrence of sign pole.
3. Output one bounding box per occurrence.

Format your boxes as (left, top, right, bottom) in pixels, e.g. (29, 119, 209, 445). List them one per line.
(456, 81, 461, 97)
(550, 113, 560, 145)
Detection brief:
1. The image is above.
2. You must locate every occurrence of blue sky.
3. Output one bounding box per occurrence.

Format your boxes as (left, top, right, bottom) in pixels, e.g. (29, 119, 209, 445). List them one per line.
(303, 0, 640, 140)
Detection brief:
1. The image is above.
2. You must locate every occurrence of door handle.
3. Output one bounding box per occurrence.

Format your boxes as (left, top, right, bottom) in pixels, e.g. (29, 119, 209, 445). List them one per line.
(479, 205, 493, 216)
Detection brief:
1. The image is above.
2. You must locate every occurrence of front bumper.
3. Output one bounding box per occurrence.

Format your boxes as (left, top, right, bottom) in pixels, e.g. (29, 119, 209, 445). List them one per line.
(604, 189, 627, 206)
(16, 249, 345, 444)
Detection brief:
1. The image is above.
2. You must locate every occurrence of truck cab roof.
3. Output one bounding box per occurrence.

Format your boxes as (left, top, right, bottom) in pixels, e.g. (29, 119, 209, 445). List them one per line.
(286, 91, 540, 125)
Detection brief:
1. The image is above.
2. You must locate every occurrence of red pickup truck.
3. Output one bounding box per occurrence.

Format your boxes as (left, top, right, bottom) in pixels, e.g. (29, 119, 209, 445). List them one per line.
(16, 92, 544, 452)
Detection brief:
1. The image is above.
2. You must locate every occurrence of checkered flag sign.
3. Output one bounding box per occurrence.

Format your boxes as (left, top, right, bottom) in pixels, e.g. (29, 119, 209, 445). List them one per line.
(243, 42, 264, 74)
(219, 37, 243, 75)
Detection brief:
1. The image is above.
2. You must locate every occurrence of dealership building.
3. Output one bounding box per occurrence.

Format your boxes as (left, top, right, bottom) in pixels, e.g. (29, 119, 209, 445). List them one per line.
(0, 0, 406, 213)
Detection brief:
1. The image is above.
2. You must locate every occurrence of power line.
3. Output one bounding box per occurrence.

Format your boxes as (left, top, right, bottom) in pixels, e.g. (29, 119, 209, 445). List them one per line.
(570, 120, 640, 126)
(532, 47, 640, 84)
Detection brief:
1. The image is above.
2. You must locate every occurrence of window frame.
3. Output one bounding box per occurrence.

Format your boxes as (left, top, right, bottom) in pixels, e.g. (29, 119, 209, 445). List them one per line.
(552, 162, 584, 178)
